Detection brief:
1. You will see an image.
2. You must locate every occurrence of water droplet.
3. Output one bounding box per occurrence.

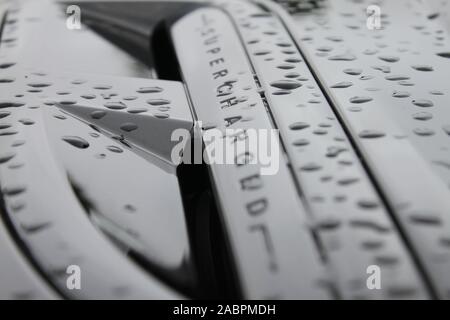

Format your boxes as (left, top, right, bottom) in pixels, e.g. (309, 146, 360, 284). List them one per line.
(372, 65, 391, 73)
(2, 37, 17, 44)
(158, 106, 170, 112)
(313, 129, 328, 135)
(285, 58, 302, 63)
(349, 219, 390, 233)
(0, 101, 25, 108)
(277, 64, 295, 70)
(120, 123, 138, 132)
(28, 89, 42, 93)
(62, 136, 90, 149)
(338, 159, 353, 166)
(392, 91, 410, 98)
(0, 152, 16, 164)
(350, 96, 373, 104)
(326, 36, 343, 42)
(375, 255, 399, 266)
(19, 119, 34, 125)
(0, 111, 11, 119)
(331, 81, 353, 88)
(428, 12, 440, 20)
(270, 80, 302, 90)
(0, 77, 15, 83)
(385, 75, 410, 81)
(316, 218, 341, 231)
(225, 115, 242, 127)
(361, 240, 384, 250)
(359, 130, 386, 139)
(27, 82, 52, 88)
(357, 199, 379, 209)
(263, 30, 277, 36)
(272, 90, 291, 96)
(325, 146, 346, 158)
(91, 110, 107, 119)
(316, 46, 333, 52)
(104, 101, 126, 110)
(436, 52, 450, 59)
(10, 200, 26, 212)
(348, 106, 362, 112)
(289, 122, 310, 130)
(398, 80, 414, 86)
(0, 131, 18, 136)
(328, 53, 357, 61)
(123, 96, 138, 101)
(147, 99, 170, 106)
(58, 100, 77, 105)
(93, 85, 112, 90)
(0, 62, 16, 69)
(337, 177, 360, 186)
(343, 68, 362, 75)
(409, 212, 442, 226)
(21, 222, 51, 234)
(300, 163, 322, 171)
(101, 93, 117, 100)
(124, 204, 137, 213)
(411, 65, 433, 72)
(81, 94, 96, 100)
(413, 112, 432, 121)
(254, 50, 271, 56)
(285, 72, 300, 79)
(1, 182, 25, 196)
(136, 86, 163, 94)
(31, 72, 46, 76)
(107, 146, 123, 153)
(11, 141, 25, 148)
(378, 55, 399, 63)
(154, 113, 169, 119)
(413, 127, 435, 136)
(127, 108, 148, 114)
(346, 24, 360, 30)
(0, 123, 11, 129)
(292, 139, 309, 146)
(412, 99, 433, 108)
(276, 42, 292, 47)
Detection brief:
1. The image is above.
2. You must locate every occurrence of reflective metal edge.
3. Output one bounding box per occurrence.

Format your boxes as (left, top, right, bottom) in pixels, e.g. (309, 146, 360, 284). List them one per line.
(0, 0, 186, 299)
(258, 0, 450, 299)
(1, 0, 58, 302)
(172, 6, 331, 299)
(220, 0, 429, 300)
